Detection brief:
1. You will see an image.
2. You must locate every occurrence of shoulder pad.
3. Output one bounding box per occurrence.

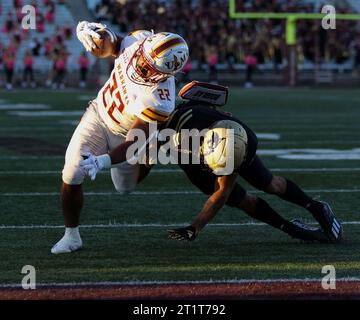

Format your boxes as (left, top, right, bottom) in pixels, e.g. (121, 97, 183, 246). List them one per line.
(178, 81, 228, 107)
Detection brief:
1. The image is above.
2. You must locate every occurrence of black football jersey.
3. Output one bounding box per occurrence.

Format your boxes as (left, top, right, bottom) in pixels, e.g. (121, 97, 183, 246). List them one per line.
(165, 101, 258, 170)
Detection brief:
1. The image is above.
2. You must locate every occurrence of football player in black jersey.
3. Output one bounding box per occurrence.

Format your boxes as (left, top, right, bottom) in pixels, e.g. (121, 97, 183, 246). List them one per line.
(165, 81, 342, 243)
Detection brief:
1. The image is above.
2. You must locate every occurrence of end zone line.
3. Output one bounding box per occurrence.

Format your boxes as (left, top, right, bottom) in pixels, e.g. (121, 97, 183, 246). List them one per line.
(0, 221, 359, 230)
(1, 278, 360, 288)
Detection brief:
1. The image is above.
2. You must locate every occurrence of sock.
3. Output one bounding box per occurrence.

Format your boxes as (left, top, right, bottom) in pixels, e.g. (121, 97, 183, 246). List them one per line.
(248, 197, 290, 230)
(64, 227, 80, 240)
(306, 201, 325, 221)
(278, 179, 314, 208)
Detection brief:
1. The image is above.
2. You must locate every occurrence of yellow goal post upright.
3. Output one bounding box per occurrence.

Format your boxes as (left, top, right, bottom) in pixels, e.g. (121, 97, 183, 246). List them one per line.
(229, 0, 360, 86)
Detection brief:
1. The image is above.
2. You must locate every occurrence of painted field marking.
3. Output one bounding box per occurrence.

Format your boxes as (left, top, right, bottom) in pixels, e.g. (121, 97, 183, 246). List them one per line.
(1, 167, 360, 175)
(7, 111, 83, 117)
(0, 156, 64, 160)
(1, 124, 359, 131)
(0, 221, 359, 230)
(0, 104, 51, 110)
(2, 148, 360, 160)
(0, 125, 77, 131)
(260, 141, 360, 145)
(1, 278, 360, 288)
(258, 148, 360, 160)
(256, 133, 281, 140)
(0, 189, 360, 197)
(59, 120, 79, 126)
(78, 95, 95, 101)
(1, 189, 360, 197)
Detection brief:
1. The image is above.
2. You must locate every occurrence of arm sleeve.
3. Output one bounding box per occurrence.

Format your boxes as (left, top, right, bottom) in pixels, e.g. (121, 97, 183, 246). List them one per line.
(132, 93, 175, 124)
(132, 78, 176, 123)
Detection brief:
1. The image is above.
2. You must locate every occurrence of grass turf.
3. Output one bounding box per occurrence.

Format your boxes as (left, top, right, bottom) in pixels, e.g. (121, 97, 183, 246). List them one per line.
(0, 87, 359, 284)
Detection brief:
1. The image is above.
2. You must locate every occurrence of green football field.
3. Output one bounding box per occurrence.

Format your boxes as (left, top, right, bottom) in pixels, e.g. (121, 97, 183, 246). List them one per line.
(0, 87, 359, 285)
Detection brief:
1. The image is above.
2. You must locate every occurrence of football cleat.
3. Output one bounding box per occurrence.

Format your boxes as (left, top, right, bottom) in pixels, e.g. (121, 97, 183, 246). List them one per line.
(51, 234, 83, 254)
(287, 219, 330, 243)
(167, 226, 198, 242)
(316, 202, 343, 243)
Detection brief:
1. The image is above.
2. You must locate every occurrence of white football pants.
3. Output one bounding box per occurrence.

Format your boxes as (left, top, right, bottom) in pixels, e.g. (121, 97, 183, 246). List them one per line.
(62, 101, 140, 193)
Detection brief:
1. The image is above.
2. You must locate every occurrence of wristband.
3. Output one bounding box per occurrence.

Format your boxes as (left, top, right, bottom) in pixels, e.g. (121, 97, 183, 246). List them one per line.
(97, 154, 112, 170)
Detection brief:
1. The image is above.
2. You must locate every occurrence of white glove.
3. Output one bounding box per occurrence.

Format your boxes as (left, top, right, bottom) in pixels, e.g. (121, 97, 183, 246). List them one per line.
(76, 21, 107, 51)
(80, 152, 112, 181)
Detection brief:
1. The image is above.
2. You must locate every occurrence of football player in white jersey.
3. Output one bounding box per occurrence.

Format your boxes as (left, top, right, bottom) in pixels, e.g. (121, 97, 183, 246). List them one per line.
(51, 21, 189, 254)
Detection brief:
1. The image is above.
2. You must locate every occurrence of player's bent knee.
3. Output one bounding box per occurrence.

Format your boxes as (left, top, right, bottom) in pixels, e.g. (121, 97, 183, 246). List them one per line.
(238, 194, 258, 213)
(265, 176, 286, 195)
(112, 176, 137, 194)
(113, 184, 136, 195)
(62, 164, 85, 185)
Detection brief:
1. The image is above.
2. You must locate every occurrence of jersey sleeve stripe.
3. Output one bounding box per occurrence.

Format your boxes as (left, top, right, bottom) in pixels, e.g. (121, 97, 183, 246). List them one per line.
(147, 108, 170, 118)
(140, 112, 157, 122)
(141, 109, 170, 122)
(144, 109, 169, 121)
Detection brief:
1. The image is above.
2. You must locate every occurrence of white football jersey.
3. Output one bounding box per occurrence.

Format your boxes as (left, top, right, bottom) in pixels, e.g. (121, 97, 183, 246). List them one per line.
(96, 30, 176, 136)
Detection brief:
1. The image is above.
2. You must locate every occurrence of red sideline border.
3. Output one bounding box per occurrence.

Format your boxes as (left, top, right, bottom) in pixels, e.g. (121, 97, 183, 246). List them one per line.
(0, 281, 360, 300)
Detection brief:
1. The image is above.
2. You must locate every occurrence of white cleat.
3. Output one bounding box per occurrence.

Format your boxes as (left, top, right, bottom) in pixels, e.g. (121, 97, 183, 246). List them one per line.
(51, 230, 83, 254)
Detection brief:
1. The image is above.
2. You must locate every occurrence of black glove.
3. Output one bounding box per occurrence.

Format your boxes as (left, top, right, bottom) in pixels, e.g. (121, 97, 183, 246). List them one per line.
(167, 226, 198, 241)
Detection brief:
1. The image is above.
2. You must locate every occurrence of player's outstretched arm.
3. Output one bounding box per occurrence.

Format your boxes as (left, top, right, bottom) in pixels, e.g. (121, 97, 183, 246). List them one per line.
(76, 21, 121, 58)
(168, 174, 238, 241)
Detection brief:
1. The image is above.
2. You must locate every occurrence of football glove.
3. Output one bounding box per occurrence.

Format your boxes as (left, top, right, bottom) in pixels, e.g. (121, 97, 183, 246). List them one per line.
(80, 152, 111, 181)
(76, 21, 111, 51)
(167, 226, 198, 242)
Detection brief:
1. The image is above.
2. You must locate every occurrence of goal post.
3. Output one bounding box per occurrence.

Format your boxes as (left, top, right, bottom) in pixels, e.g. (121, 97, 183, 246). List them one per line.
(229, 0, 360, 86)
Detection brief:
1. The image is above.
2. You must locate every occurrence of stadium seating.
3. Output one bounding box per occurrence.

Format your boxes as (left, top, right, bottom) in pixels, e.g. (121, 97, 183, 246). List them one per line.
(0, 0, 96, 74)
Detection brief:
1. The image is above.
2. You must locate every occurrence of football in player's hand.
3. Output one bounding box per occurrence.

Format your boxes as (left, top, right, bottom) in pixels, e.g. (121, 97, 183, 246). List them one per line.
(91, 29, 114, 58)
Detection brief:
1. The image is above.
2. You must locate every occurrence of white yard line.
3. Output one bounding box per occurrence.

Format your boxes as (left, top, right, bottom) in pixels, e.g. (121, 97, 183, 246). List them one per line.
(0, 221, 359, 230)
(0, 191, 202, 196)
(0, 104, 50, 110)
(260, 140, 360, 145)
(1, 189, 359, 197)
(1, 278, 360, 288)
(0, 169, 181, 175)
(7, 111, 83, 117)
(0, 156, 63, 160)
(1, 168, 360, 175)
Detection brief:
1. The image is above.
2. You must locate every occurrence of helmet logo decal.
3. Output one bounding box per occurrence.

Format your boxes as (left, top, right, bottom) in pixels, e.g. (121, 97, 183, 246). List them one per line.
(165, 54, 187, 71)
(203, 132, 225, 157)
(165, 55, 181, 71)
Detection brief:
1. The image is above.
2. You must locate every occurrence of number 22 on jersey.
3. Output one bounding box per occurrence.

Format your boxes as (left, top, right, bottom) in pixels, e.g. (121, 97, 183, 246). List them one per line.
(158, 89, 170, 101)
(102, 71, 125, 124)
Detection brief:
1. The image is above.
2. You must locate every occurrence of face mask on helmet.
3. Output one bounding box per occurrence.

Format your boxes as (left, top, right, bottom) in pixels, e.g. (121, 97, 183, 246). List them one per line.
(127, 33, 189, 86)
(127, 41, 172, 86)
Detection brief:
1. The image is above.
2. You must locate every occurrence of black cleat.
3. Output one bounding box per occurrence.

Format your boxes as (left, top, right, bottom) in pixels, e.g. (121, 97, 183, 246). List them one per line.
(318, 202, 343, 243)
(287, 219, 330, 243)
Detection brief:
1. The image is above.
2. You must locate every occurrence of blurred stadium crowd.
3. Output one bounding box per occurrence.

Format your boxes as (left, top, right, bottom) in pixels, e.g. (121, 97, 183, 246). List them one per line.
(0, 0, 90, 90)
(1, 0, 360, 89)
